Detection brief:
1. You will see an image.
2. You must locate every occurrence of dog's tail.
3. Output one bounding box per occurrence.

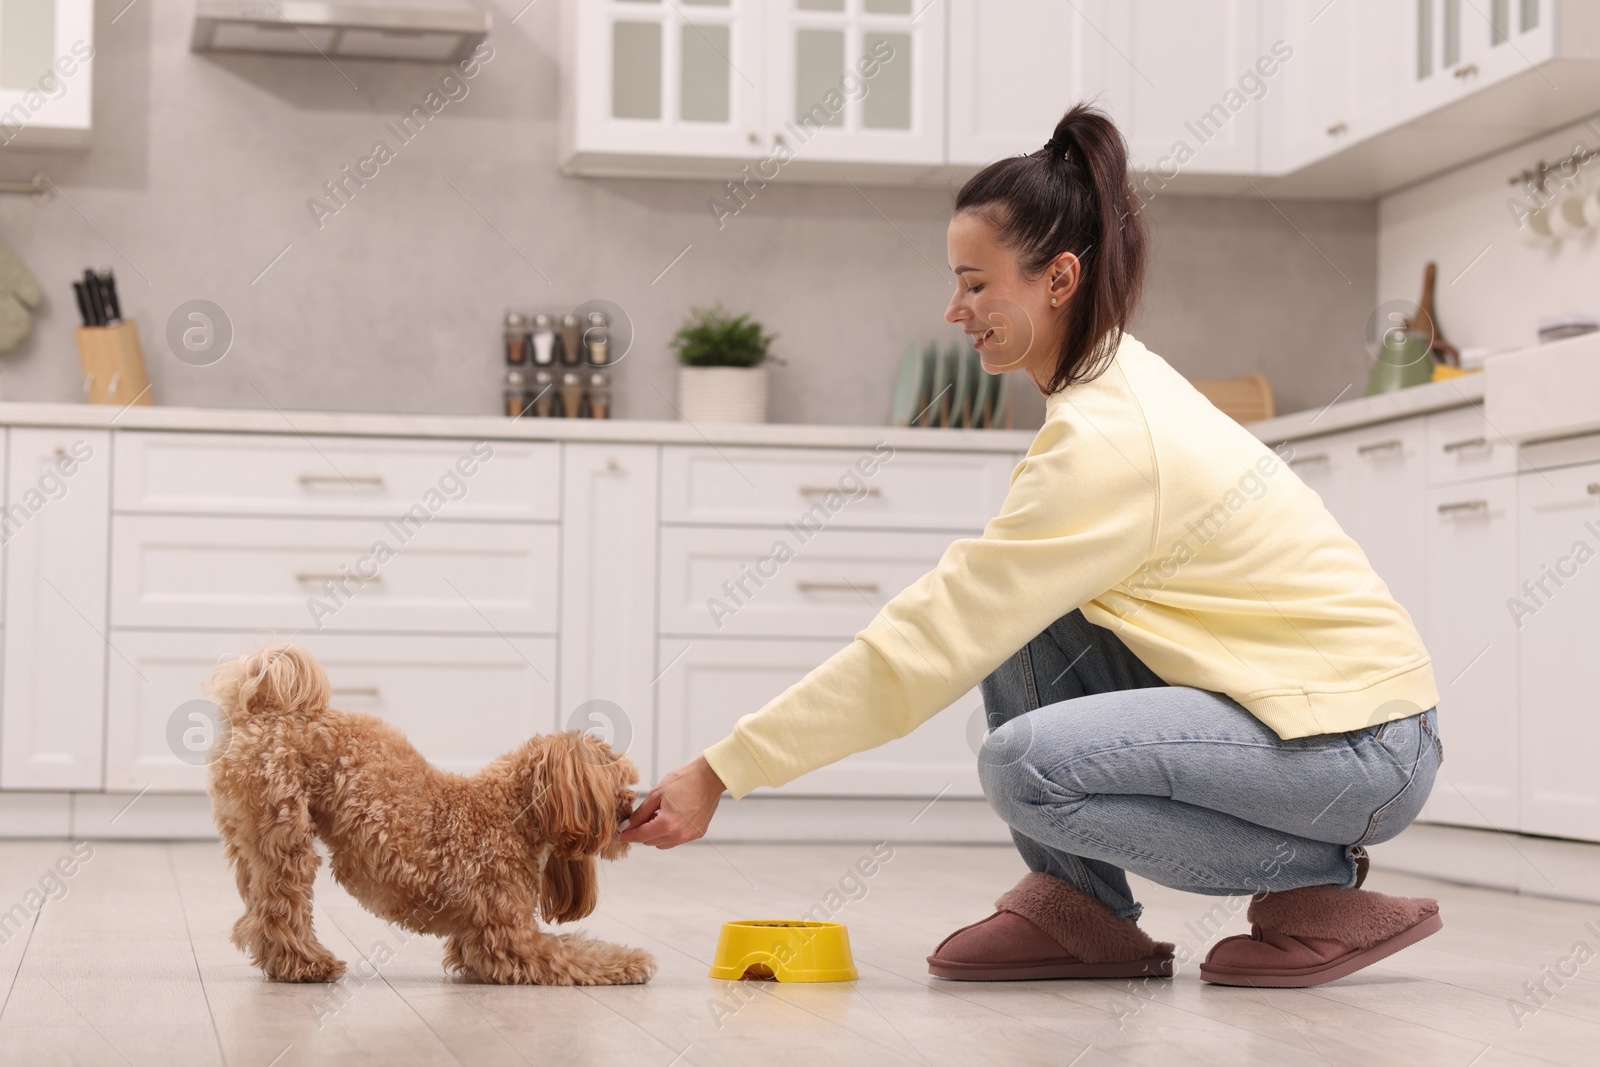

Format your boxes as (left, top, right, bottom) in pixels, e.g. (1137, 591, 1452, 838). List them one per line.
(205, 643, 330, 728)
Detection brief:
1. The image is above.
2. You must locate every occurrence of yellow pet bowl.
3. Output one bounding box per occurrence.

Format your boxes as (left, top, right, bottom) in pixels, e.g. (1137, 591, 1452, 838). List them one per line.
(708, 920, 858, 983)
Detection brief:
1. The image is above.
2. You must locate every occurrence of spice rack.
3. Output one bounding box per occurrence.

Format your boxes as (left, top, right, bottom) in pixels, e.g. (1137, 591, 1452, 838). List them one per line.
(502, 308, 616, 419)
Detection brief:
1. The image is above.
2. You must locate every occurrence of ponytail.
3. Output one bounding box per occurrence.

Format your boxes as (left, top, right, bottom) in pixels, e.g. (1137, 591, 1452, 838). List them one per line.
(953, 104, 1147, 394)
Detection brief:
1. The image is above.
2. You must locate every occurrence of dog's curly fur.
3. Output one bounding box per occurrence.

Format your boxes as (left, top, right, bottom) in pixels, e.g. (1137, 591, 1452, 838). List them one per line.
(205, 643, 655, 986)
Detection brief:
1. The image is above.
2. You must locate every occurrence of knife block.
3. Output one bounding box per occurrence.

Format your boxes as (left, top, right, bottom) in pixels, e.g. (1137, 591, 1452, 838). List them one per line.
(75, 320, 154, 407)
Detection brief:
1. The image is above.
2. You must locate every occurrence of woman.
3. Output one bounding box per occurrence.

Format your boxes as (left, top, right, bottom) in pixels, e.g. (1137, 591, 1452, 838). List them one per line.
(621, 105, 1444, 989)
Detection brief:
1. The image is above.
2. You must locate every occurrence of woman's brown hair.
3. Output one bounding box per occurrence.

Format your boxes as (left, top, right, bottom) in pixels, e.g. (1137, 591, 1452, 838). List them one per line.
(953, 103, 1147, 395)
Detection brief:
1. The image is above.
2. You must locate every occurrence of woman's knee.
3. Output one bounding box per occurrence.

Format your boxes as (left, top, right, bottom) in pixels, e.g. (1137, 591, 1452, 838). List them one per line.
(976, 715, 1057, 818)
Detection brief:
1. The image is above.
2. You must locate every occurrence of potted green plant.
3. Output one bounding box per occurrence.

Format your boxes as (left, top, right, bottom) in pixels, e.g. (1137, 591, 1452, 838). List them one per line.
(672, 304, 780, 423)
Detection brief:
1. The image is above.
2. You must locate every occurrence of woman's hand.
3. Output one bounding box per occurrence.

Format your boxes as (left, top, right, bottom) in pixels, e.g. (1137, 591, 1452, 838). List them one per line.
(619, 755, 726, 848)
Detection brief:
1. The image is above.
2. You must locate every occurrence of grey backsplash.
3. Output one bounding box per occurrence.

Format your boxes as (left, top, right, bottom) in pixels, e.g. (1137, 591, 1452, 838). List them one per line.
(0, 1, 1376, 431)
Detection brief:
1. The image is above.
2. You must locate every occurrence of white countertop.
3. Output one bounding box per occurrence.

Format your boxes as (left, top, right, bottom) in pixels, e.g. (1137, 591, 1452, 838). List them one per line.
(0, 400, 1038, 454)
(1246, 373, 1486, 443)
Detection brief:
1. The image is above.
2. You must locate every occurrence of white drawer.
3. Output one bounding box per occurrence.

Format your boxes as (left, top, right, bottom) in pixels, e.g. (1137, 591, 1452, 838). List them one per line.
(1425, 405, 1518, 486)
(659, 526, 954, 638)
(104, 631, 557, 792)
(114, 432, 560, 521)
(660, 445, 1012, 530)
(110, 514, 557, 634)
(656, 637, 982, 797)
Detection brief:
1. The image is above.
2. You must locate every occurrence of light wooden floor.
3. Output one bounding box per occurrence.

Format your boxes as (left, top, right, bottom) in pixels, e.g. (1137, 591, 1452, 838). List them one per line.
(0, 840, 1593, 1066)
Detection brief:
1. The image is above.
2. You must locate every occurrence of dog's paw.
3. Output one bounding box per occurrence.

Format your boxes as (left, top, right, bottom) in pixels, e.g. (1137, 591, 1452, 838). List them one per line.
(269, 953, 347, 983)
(613, 947, 657, 985)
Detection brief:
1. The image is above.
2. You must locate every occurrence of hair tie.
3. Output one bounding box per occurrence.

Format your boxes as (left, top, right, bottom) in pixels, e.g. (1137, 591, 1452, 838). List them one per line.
(1043, 136, 1070, 161)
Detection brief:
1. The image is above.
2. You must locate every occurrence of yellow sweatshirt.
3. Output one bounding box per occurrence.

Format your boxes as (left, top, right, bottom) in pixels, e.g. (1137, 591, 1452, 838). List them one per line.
(703, 333, 1439, 799)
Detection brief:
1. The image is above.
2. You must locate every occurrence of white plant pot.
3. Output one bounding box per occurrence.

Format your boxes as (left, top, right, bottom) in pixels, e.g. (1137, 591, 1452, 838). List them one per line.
(677, 365, 769, 423)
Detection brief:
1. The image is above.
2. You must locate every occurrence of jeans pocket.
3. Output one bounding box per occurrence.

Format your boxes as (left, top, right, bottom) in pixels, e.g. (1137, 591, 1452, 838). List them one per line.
(1354, 715, 1440, 846)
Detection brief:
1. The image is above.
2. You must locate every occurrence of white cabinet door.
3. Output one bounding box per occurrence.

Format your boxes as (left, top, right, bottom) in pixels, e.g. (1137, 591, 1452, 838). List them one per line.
(1418, 477, 1519, 831)
(1099, 0, 1263, 175)
(566, 0, 764, 159)
(0, 0, 93, 149)
(104, 631, 557, 793)
(1, 429, 110, 789)
(763, 0, 945, 165)
(558, 443, 660, 783)
(946, 0, 1117, 165)
(1266, 0, 1404, 173)
(657, 637, 983, 797)
(1402, 0, 1555, 121)
(1338, 420, 1431, 637)
(1515, 462, 1600, 842)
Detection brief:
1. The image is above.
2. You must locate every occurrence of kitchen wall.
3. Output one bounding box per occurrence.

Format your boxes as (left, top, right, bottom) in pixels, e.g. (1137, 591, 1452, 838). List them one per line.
(1379, 113, 1600, 357)
(0, 1, 1375, 429)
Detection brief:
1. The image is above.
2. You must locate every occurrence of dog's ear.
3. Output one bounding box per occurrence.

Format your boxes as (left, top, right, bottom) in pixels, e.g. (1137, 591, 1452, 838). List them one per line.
(539, 855, 598, 924)
(532, 733, 619, 858)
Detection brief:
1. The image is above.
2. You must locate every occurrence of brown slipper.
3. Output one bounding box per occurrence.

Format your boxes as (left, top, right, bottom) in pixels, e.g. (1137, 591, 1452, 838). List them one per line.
(1199, 884, 1441, 988)
(927, 872, 1175, 981)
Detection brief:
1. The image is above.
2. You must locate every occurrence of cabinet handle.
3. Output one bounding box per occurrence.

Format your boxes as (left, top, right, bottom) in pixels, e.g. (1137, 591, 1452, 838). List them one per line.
(1437, 500, 1487, 514)
(1287, 453, 1329, 466)
(797, 580, 878, 594)
(1357, 439, 1403, 456)
(331, 685, 381, 697)
(798, 486, 879, 498)
(604, 457, 620, 472)
(299, 474, 385, 490)
(774, 132, 787, 147)
(1589, 483, 1600, 495)
(1453, 63, 1479, 79)
(1326, 121, 1348, 137)
(295, 572, 382, 585)
(1442, 436, 1488, 453)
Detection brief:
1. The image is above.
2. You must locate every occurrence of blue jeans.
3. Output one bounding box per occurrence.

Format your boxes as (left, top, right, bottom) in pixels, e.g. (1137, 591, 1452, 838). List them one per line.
(977, 610, 1443, 921)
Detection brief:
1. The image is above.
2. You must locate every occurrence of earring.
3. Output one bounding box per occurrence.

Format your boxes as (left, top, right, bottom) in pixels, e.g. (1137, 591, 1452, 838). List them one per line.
(1050, 298, 1058, 306)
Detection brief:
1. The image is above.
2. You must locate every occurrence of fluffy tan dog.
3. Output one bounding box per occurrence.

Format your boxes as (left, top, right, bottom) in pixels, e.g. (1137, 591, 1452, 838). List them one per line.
(205, 644, 655, 986)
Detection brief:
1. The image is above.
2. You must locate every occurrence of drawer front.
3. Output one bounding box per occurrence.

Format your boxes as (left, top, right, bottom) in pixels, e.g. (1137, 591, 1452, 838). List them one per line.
(1425, 406, 1517, 486)
(115, 431, 560, 521)
(660, 526, 955, 638)
(656, 637, 982, 797)
(105, 631, 557, 791)
(660, 445, 1013, 529)
(110, 514, 557, 634)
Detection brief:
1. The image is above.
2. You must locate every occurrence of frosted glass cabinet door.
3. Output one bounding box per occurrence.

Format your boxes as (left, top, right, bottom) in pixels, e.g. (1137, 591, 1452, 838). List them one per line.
(1401, 0, 1553, 121)
(0, 0, 94, 148)
(946, 0, 1121, 166)
(569, 0, 763, 158)
(762, 0, 946, 165)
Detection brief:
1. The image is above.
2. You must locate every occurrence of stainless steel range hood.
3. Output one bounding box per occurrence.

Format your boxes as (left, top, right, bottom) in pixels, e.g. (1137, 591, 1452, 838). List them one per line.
(191, 1, 491, 64)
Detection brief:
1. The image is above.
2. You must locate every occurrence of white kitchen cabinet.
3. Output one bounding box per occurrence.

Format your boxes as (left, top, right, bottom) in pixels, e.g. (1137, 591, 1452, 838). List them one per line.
(109, 514, 560, 635)
(656, 637, 983, 797)
(1, 429, 110, 789)
(1405, 0, 1555, 120)
(1084, 1, 1264, 175)
(659, 525, 954, 638)
(1418, 476, 1519, 832)
(1515, 460, 1600, 842)
(763, 0, 945, 165)
(944, 0, 1114, 165)
(558, 443, 660, 783)
(0, 0, 94, 150)
(1280, 418, 1429, 634)
(561, 0, 763, 163)
(1265, 0, 1403, 174)
(104, 631, 557, 792)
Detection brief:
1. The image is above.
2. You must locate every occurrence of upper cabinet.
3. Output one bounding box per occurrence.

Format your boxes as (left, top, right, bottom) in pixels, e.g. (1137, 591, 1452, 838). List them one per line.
(561, 0, 944, 179)
(562, 0, 1600, 196)
(0, 0, 94, 150)
(1097, 0, 1264, 176)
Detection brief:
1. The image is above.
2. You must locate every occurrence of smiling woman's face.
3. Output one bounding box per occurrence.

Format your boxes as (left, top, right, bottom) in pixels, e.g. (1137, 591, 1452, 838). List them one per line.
(943, 210, 1076, 390)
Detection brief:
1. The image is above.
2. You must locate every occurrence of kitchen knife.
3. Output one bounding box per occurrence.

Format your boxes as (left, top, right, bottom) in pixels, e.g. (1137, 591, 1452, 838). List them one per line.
(72, 281, 93, 327)
(98, 268, 122, 323)
(81, 269, 105, 325)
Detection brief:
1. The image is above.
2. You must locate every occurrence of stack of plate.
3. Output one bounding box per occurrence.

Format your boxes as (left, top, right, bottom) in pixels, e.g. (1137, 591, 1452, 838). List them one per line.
(889, 340, 1011, 429)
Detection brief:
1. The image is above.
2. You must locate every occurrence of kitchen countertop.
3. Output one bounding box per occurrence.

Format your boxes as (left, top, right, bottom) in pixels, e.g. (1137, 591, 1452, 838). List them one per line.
(1246, 373, 1486, 443)
(0, 400, 1038, 453)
